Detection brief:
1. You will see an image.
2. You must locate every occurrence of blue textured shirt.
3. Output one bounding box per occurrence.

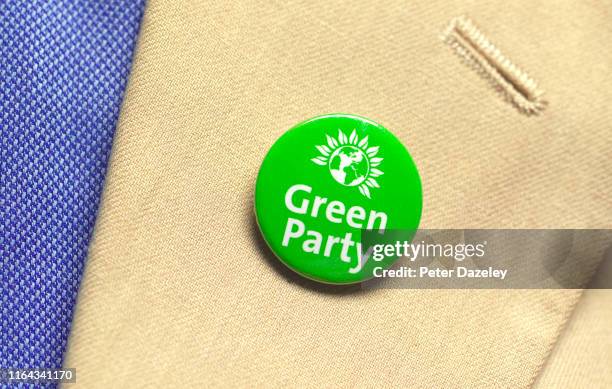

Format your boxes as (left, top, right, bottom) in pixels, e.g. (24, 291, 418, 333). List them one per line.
(0, 0, 145, 381)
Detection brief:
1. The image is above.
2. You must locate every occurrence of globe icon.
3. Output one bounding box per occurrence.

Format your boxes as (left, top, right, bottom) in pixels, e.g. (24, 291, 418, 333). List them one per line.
(328, 145, 370, 186)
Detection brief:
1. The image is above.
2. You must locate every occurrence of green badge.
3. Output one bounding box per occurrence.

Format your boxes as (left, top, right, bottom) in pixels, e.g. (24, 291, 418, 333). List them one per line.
(255, 114, 422, 284)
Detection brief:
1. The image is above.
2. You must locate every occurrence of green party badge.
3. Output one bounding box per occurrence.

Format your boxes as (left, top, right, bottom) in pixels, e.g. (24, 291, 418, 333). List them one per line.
(255, 114, 422, 284)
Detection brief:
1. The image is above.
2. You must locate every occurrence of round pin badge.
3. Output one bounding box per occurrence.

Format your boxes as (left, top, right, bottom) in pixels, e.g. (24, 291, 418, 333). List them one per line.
(255, 114, 422, 284)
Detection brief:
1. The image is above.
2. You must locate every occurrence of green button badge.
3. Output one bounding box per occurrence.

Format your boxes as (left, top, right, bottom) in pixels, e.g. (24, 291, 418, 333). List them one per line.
(255, 114, 422, 284)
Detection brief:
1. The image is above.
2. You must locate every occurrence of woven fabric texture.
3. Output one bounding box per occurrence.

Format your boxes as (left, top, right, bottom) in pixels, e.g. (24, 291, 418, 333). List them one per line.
(535, 290, 612, 388)
(0, 0, 144, 376)
(64, 0, 611, 387)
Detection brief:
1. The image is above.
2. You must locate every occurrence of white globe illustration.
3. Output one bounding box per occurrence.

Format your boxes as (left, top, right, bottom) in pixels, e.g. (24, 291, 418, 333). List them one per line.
(328, 145, 370, 187)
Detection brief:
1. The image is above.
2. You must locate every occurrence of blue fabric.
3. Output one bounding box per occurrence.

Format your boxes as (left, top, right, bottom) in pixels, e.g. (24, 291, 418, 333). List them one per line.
(0, 0, 145, 381)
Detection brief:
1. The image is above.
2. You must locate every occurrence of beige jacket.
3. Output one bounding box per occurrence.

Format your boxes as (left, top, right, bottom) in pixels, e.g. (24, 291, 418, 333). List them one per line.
(63, 1, 612, 387)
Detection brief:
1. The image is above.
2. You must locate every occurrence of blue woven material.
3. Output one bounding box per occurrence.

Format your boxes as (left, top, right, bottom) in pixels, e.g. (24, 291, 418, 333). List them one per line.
(0, 0, 145, 378)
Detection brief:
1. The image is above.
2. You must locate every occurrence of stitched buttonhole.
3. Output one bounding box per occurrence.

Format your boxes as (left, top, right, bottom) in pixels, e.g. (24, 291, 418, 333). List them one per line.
(442, 16, 547, 115)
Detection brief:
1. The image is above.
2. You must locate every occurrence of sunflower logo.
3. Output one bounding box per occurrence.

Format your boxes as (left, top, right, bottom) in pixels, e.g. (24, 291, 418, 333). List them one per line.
(311, 129, 383, 199)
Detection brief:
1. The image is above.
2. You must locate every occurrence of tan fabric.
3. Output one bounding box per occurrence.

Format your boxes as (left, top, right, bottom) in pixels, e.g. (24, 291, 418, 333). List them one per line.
(64, 1, 612, 387)
(535, 290, 612, 388)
